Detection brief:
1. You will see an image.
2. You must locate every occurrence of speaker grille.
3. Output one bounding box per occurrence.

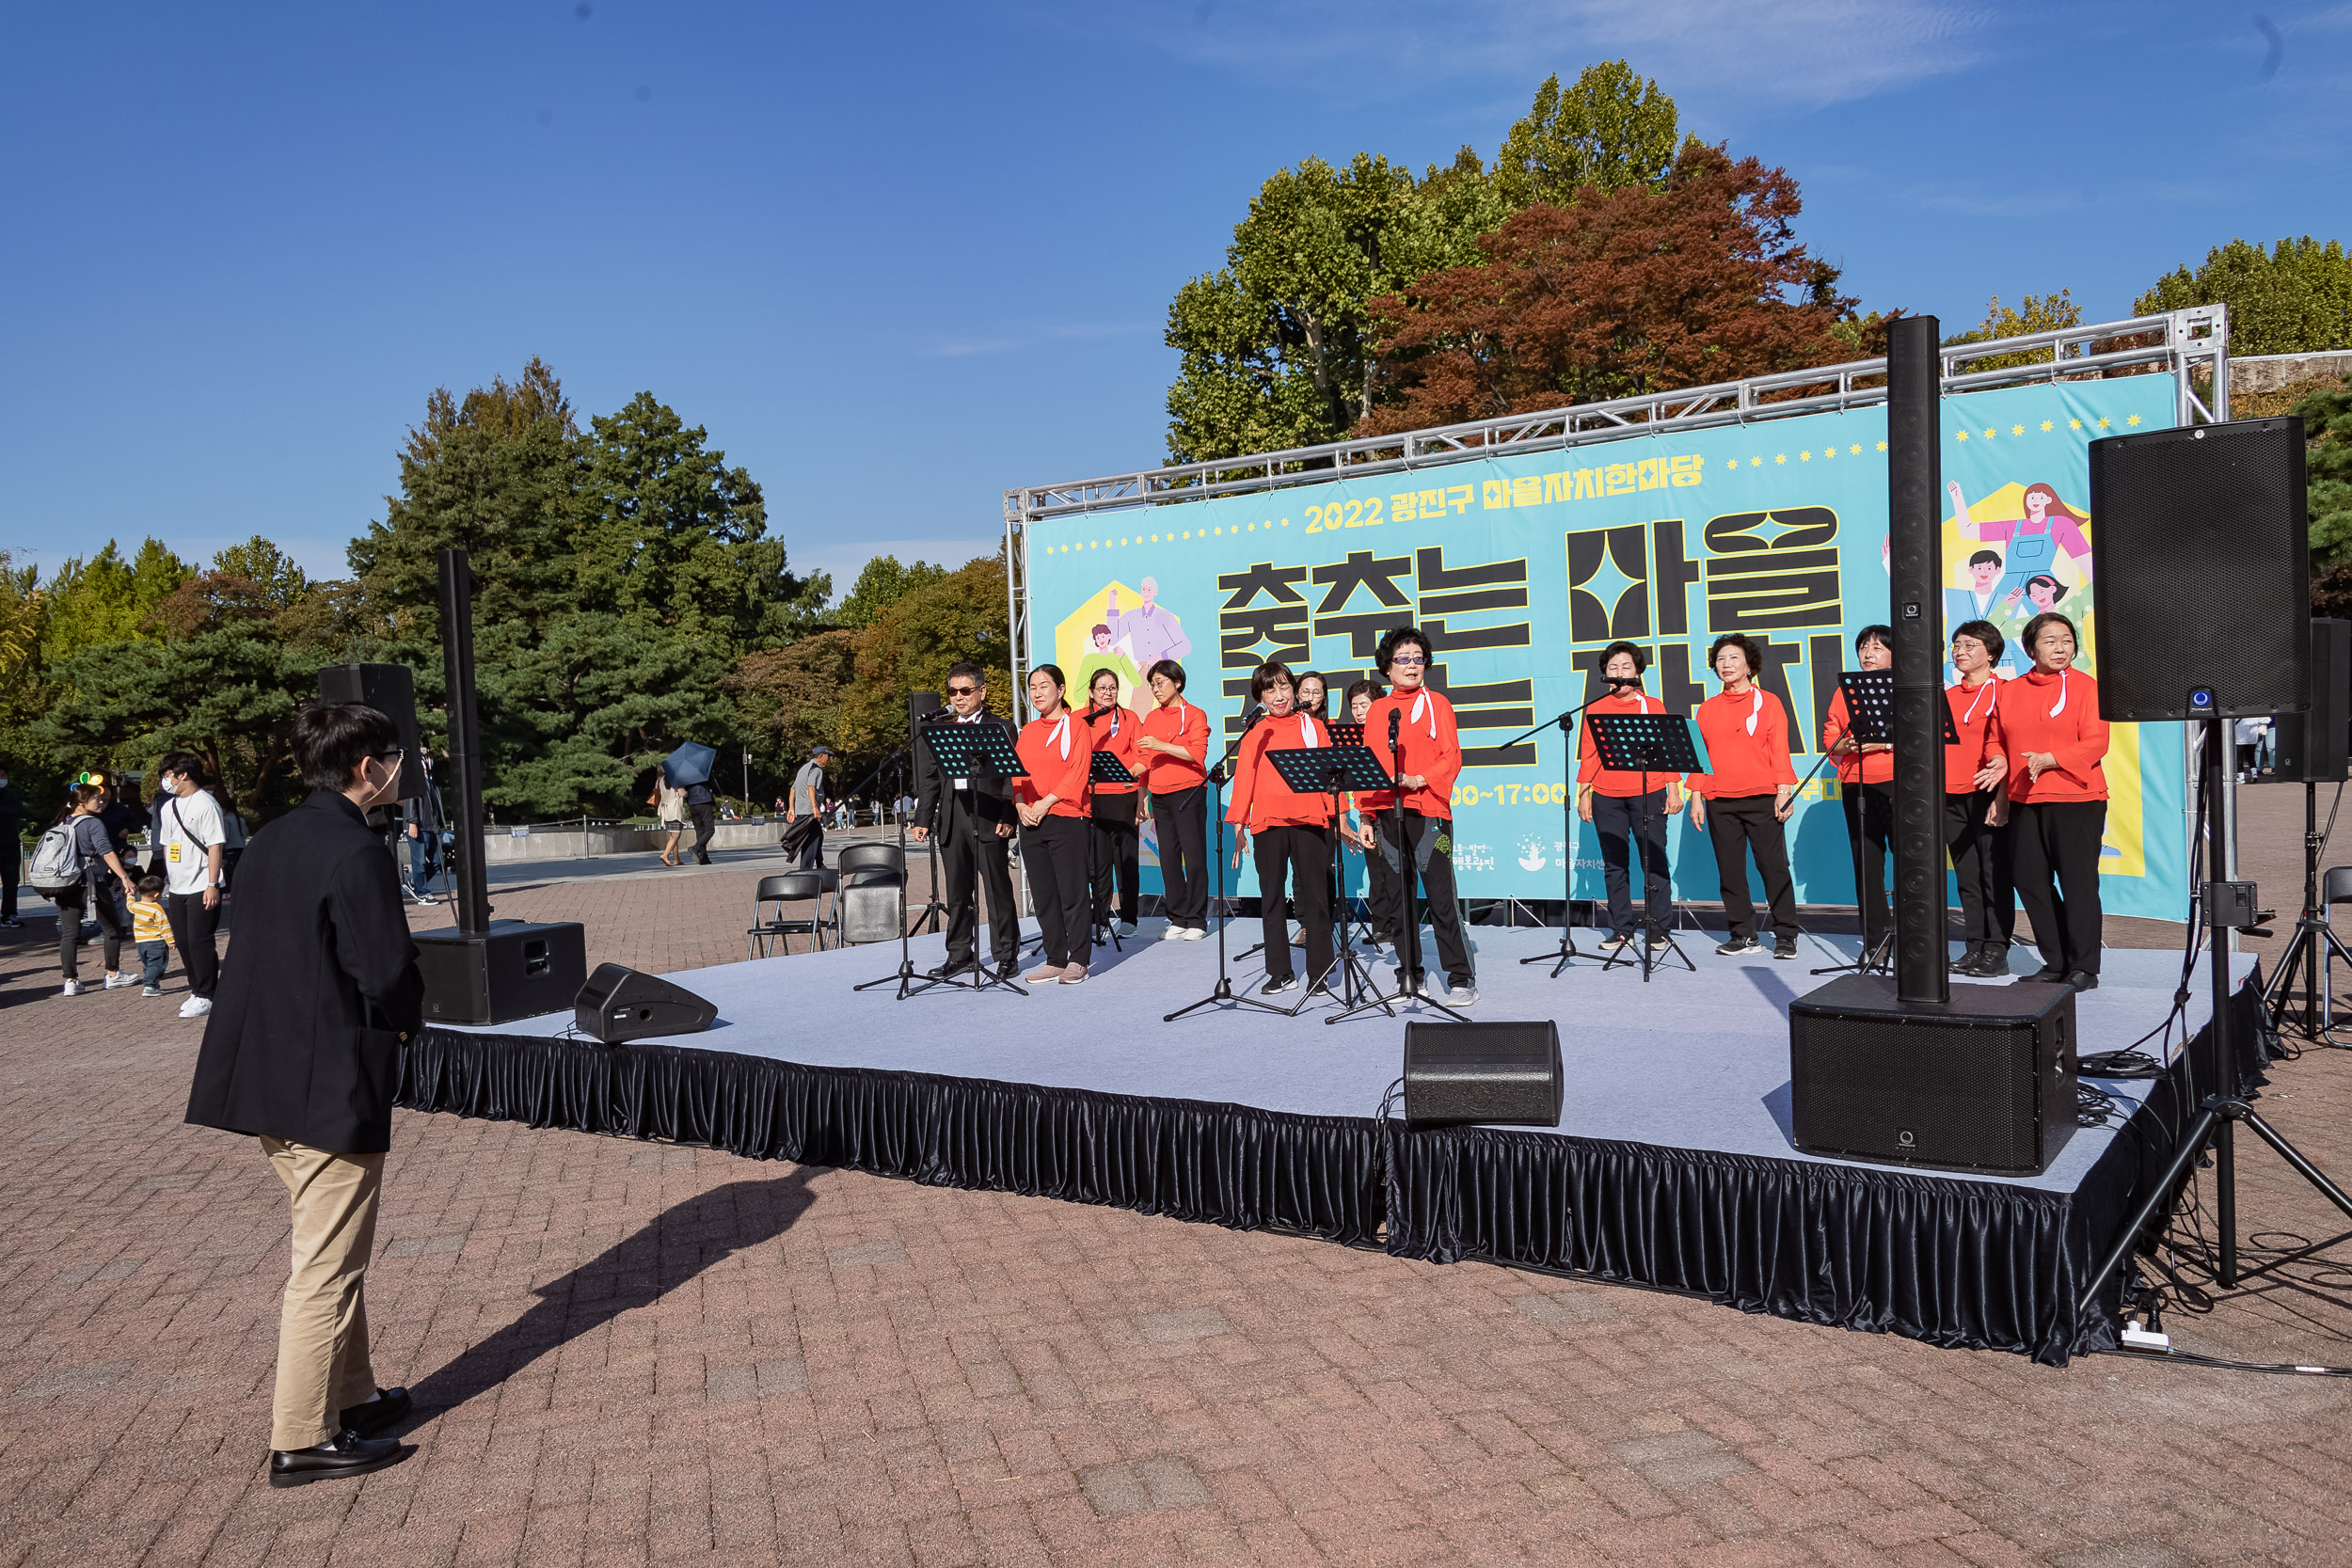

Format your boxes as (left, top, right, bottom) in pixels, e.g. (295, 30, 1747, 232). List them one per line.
(1404, 1021, 1563, 1130)
(2089, 420, 2308, 720)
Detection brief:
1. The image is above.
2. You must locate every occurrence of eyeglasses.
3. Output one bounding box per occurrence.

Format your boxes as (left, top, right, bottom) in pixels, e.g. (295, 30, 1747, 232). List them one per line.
(374, 746, 406, 761)
(1389, 653, 1427, 667)
(946, 686, 978, 696)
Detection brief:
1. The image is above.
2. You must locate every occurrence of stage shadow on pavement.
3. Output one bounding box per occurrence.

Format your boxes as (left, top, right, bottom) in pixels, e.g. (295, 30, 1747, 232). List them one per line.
(401, 1169, 819, 1424)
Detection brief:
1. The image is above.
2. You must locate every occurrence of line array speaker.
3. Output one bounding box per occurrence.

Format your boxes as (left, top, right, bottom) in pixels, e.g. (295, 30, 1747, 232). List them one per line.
(1402, 1021, 1563, 1131)
(1788, 974, 2077, 1175)
(574, 962, 718, 1043)
(2269, 619, 2351, 784)
(317, 662, 426, 801)
(2088, 418, 2309, 720)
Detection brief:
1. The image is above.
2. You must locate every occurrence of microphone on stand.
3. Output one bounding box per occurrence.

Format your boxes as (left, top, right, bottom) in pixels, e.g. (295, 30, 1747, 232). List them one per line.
(1603, 674, 1644, 687)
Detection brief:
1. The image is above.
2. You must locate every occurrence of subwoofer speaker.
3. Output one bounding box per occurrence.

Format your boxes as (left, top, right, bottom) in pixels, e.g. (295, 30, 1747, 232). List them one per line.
(2088, 418, 2308, 720)
(2270, 619, 2351, 784)
(1788, 974, 2077, 1175)
(1402, 1021, 1563, 1131)
(317, 662, 427, 800)
(574, 962, 718, 1043)
(415, 918, 588, 1025)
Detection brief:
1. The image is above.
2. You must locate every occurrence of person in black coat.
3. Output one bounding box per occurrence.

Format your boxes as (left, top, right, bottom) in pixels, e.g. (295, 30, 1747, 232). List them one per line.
(911, 661, 1023, 978)
(184, 702, 425, 1488)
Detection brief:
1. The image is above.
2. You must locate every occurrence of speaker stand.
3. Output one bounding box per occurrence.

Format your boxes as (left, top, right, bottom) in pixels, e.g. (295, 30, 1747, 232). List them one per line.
(2262, 780, 2351, 1044)
(1810, 928, 1893, 978)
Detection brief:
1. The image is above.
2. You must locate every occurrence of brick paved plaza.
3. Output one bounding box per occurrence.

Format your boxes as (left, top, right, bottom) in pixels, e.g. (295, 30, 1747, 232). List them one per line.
(4, 785, 2350, 1567)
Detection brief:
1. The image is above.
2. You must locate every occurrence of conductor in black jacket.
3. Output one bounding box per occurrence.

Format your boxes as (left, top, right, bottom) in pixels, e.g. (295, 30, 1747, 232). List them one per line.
(911, 661, 1022, 978)
(184, 703, 425, 1488)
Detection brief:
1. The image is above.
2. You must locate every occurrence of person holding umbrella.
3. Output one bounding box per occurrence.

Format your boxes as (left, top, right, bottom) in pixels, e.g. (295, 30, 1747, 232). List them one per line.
(786, 746, 832, 872)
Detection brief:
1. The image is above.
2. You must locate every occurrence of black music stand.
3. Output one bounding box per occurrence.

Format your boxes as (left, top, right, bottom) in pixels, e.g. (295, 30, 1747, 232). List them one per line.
(1088, 750, 1137, 953)
(1809, 672, 1957, 977)
(1166, 716, 1287, 1022)
(1324, 721, 1378, 945)
(1586, 711, 1698, 982)
(910, 721, 1030, 996)
(1263, 745, 1394, 1017)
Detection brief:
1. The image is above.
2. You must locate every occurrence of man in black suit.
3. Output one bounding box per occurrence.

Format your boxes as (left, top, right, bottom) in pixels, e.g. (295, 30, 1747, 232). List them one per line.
(185, 703, 425, 1488)
(911, 661, 1022, 978)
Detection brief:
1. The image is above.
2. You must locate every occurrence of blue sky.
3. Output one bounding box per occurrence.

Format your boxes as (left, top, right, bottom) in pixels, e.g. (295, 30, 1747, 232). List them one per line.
(2, 0, 2344, 600)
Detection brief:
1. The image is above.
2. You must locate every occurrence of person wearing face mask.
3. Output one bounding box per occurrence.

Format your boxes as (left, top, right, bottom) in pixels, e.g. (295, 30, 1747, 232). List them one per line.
(183, 703, 426, 1490)
(1822, 625, 1898, 957)
(1945, 620, 2014, 976)
(1684, 635, 1800, 959)
(1988, 611, 2108, 990)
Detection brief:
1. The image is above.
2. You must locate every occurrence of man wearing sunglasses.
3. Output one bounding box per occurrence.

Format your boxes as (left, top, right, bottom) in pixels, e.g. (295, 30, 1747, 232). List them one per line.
(186, 704, 425, 1488)
(910, 663, 1023, 979)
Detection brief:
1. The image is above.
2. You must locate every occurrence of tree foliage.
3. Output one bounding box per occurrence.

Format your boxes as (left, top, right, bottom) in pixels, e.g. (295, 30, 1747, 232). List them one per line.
(39, 539, 193, 662)
(833, 554, 948, 629)
(1942, 291, 2087, 373)
(1358, 142, 1860, 432)
(2136, 237, 2352, 355)
(1492, 62, 1683, 209)
(2296, 375, 2352, 574)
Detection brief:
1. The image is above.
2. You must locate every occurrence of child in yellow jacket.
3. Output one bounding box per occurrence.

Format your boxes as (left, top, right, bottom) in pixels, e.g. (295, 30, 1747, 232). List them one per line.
(130, 874, 173, 998)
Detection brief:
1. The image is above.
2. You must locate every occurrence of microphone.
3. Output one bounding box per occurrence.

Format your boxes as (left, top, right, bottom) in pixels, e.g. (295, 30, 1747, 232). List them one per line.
(1604, 675, 1643, 687)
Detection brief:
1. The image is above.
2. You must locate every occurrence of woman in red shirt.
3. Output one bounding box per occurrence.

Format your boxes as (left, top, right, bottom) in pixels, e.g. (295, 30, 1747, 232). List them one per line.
(1685, 635, 1799, 958)
(1226, 660, 1334, 997)
(1945, 619, 2013, 976)
(1362, 626, 1476, 1003)
(1135, 659, 1210, 940)
(1083, 668, 1145, 939)
(1989, 612, 2109, 989)
(1577, 640, 1685, 953)
(1822, 625, 1897, 955)
(1343, 677, 1396, 952)
(1014, 665, 1095, 984)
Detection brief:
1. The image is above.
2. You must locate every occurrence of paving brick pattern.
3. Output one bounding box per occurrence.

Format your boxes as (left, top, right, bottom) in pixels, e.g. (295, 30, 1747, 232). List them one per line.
(3, 786, 2349, 1566)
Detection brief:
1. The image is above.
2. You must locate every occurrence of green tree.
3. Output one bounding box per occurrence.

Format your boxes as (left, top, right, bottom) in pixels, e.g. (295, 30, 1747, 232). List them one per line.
(2136, 237, 2352, 355)
(1943, 291, 2086, 372)
(39, 539, 193, 661)
(1492, 61, 1682, 208)
(833, 554, 947, 628)
(2296, 375, 2352, 574)
(211, 536, 311, 610)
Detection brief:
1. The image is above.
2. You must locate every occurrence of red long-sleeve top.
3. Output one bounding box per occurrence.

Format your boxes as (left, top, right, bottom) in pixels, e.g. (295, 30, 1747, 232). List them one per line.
(1083, 703, 1143, 798)
(1687, 688, 1796, 800)
(1136, 699, 1209, 791)
(1226, 711, 1334, 830)
(1822, 690, 1895, 786)
(1996, 669, 2109, 803)
(1014, 710, 1092, 818)
(1578, 687, 1684, 797)
(1945, 677, 2007, 795)
(1364, 688, 1462, 819)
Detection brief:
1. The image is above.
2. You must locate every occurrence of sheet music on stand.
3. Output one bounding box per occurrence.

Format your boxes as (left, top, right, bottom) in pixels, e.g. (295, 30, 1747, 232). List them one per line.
(920, 722, 1027, 782)
(1089, 752, 1136, 785)
(1838, 670, 1961, 745)
(1584, 712, 1701, 776)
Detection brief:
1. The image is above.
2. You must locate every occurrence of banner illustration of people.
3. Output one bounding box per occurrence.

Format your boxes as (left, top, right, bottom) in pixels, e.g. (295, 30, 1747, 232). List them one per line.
(1056, 577, 1193, 710)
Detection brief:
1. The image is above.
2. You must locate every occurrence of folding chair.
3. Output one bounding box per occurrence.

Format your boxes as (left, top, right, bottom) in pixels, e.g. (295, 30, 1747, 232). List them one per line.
(749, 871, 834, 958)
(834, 843, 907, 946)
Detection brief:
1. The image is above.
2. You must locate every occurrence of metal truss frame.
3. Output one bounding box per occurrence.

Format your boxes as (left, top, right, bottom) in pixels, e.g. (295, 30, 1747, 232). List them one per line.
(1000, 307, 2231, 717)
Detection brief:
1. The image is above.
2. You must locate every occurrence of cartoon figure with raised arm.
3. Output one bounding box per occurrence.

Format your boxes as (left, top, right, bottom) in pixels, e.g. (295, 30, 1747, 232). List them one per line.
(1104, 577, 1192, 670)
(1949, 479, 2093, 609)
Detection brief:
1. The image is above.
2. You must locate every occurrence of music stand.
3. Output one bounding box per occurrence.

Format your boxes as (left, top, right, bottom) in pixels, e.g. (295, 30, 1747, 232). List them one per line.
(910, 722, 1030, 995)
(1810, 672, 1952, 978)
(1088, 751, 1137, 953)
(1323, 722, 1378, 945)
(1585, 711, 1699, 982)
(1263, 745, 1394, 1017)
(1166, 717, 1287, 1022)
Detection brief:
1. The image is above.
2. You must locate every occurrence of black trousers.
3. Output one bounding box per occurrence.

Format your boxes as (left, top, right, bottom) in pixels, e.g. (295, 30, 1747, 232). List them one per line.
(1, 836, 17, 921)
(1089, 792, 1140, 927)
(1945, 791, 2015, 949)
(1150, 788, 1208, 927)
(1022, 815, 1092, 968)
(1360, 837, 1398, 944)
(1704, 794, 1797, 941)
(1593, 790, 1672, 938)
(1840, 782, 1895, 946)
(165, 890, 222, 999)
(691, 801, 718, 864)
(1251, 824, 1333, 985)
(2011, 799, 2105, 975)
(939, 798, 1019, 968)
(1375, 810, 1473, 987)
(55, 882, 123, 980)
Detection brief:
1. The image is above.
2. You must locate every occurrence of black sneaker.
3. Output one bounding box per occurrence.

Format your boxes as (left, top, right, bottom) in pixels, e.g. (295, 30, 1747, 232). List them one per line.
(1261, 974, 1299, 995)
(1965, 946, 2011, 977)
(1715, 935, 1760, 956)
(1773, 936, 1799, 960)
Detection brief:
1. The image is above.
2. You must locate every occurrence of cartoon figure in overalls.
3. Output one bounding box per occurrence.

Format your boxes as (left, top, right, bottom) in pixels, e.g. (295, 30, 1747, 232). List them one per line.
(1949, 480, 2093, 609)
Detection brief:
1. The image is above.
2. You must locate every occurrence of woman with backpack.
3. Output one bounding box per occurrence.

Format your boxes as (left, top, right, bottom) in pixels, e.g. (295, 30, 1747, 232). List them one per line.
(33, 783, 139, 996)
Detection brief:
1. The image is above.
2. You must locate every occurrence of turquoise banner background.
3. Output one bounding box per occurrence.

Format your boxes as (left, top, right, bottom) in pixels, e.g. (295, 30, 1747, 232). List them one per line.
(1025, 376, 2188, 923)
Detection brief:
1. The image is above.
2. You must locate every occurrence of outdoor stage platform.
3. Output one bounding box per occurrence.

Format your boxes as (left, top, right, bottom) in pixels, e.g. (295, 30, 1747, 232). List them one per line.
(397, 921, 2265, 1367)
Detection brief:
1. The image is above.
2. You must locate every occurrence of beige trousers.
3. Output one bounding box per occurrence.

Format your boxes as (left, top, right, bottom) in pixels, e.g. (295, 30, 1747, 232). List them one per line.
(262, 1138, 385, 1450)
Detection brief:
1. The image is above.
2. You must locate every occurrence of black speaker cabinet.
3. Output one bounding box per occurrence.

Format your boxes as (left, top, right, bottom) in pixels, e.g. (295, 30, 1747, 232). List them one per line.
(317, 661, 427, 801)
(2089, 418, 2308, 720)
(1788, 974, 2077, 1175)
(575, 962, 718, 1043)
(415, 919, 587, 1025)
(2270, 619, 2351, 784)
(1403, 1021, 1564, 1131)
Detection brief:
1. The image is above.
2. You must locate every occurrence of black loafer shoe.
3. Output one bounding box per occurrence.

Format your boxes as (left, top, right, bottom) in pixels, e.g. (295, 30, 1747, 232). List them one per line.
(338, 1386, 411, 1438)
(268, 1429, 412, 1488)
(2063, 970, 2099, 992)
(925, 958, 977, 980)
(2027, 966, 2068, 984)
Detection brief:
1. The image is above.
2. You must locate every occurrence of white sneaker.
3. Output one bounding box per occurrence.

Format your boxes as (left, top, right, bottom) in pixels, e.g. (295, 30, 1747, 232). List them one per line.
(1181, 927, 1207, 941)
(103, 973, 138, 990)
(60, 979, 84, 997)
(1446, 982, 1479, 1006)
(1159, 925, 1184, 941)
(178, 996, 213, 1019)
(1116, 921, 1138, 938)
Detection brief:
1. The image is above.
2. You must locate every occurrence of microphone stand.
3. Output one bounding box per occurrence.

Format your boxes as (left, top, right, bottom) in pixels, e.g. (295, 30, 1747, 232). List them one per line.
(1166, 705, 1284, 1022)
(855, 732, 943, 997)
(1809, 739, 1894, 978)
(1332, 705, 1467, 1025)
(1503, 690, 1616, 978)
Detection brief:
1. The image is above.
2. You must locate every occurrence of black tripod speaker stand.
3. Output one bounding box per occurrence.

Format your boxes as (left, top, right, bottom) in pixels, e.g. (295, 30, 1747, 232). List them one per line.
(1166, 712, 1286, 1022)
(2083, 708, 2352, 1309)
(2262, 779, 2352, 1043)
(1585, 710, 1699, 982)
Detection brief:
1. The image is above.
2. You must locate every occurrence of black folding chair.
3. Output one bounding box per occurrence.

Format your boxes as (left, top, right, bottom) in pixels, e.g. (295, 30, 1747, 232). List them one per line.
(749, 871, 834, 958)
(834, 843, 907, 945)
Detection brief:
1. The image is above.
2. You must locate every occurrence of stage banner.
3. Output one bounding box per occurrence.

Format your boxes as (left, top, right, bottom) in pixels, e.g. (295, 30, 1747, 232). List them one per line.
(1026, 375, 2187, 921)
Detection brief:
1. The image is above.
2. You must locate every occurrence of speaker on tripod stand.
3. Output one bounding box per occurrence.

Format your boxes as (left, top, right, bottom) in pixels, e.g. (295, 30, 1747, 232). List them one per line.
(2261, 619, 2352, 1040)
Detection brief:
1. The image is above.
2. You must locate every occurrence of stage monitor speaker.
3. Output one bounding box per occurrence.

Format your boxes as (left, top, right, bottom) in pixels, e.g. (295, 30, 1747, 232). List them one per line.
(318, 662, 427, 800)
(1788, 974, 2077, 1175)
(911, 689, 942, 721)
(1402, 1021, 1563, 1131)
(415, 919, 587, 1025)
(2088, 418, 2308, 720)
(574, 961, 718, 1043)
(2269, 619, 2351, 784)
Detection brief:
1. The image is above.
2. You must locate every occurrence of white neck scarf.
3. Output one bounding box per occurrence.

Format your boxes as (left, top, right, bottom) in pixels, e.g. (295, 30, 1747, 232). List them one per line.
(1740, 686, 1761, 736)
(2047, 670, 2068, 717)
(1297, 713, 1317, 748)
(1049, 711, 1071, 758)
(1962, 678, 1997, 725)
(1407, 689, 1438, 738)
